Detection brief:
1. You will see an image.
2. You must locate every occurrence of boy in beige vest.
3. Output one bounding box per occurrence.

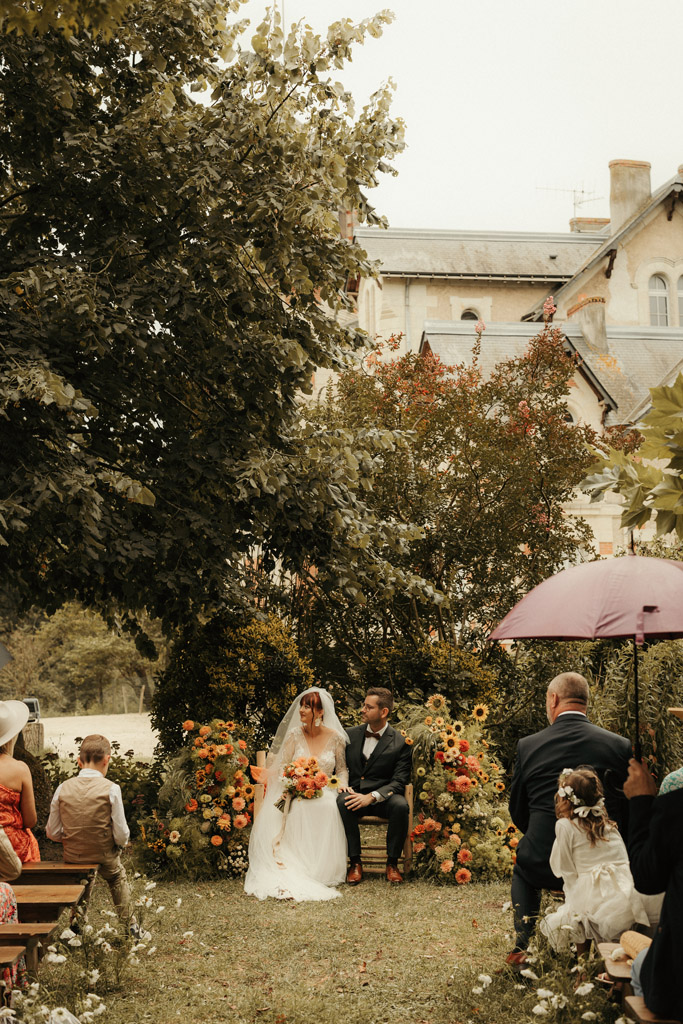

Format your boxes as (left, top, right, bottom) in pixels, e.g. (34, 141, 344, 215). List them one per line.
(46, 734, 131, 920)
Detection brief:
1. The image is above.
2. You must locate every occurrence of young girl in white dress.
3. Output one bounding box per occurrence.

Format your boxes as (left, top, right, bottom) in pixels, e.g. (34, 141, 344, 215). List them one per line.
(539, 767, 649, 950)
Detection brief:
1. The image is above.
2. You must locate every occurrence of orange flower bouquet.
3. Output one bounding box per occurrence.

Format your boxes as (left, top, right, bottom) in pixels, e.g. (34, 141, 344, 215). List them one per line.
(277, 757, 329, 811)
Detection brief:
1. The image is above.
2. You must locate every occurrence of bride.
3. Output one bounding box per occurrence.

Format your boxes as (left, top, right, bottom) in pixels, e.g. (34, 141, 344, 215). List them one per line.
(244, 687, 349, 901)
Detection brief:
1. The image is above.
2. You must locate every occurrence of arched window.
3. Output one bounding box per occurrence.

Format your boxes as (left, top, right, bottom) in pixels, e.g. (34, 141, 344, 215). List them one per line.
(678, 277, 683, 326)
(649, 275, 669, 326)
(460, 309, 479, 321)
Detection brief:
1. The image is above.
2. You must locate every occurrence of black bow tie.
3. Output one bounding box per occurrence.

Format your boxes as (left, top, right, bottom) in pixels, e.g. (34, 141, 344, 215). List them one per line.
(365, 731, 380, 740)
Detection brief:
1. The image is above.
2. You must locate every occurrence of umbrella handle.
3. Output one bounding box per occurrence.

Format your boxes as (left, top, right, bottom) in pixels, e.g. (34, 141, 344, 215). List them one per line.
(633, 637, 642, 762)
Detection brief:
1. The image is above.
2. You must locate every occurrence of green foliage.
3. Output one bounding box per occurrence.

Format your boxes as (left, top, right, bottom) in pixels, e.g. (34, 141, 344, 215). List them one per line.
(400, 697, 516, 883)
(151, 612, 313, 751)
(0, 602, 164, 713)
(583, 371, 683, 537)
(136, 717, 253, 879)
(288, 323, 594, 688)
(365, 640, 498, 709)
(0, 1, 415, 635)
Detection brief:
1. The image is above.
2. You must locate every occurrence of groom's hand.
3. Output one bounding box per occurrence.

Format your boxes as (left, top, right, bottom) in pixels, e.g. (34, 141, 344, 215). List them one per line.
(344, 791, 375, 812)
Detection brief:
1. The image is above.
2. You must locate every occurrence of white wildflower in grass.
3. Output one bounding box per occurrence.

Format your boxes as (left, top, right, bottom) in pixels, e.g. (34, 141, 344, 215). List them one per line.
(156, 905, 165, 914)
(147, 946, 157, 955)
(520, 968, 539, 980)
(140, 929, 152, 942)
(531, 1006, 548, 1017)
(581, 1014, 597, 1021)
(45, 952, 67, 964)
(60, 927, 76, 940)
(477, 975, 492, 988)
(100, 910, 116, 918)
(501, 901, 512, 912)
(144, 881, 157, 891)
(136, 895, 153, 908)
(133, 872, 142, 879)
(0, 1009, 16, 1021)
(575, 982, 594, 997)
(550, 994, 568, 1009)
(88, 969, 101, 986)
(471, 986, 484, 995)
(68, 936, 83, 947)
(536, 989, 554, 1000)
(176, 898, 182, 907)
(182, 931, 194, 939)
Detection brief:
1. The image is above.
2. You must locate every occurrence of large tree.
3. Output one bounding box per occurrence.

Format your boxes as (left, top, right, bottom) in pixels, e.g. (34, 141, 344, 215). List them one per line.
(0, 1, 412, 633)
(287, 321, 595, 671)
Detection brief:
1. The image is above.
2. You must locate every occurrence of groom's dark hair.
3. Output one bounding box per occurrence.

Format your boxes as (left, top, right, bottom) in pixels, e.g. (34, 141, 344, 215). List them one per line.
(366, 687, 394, 713)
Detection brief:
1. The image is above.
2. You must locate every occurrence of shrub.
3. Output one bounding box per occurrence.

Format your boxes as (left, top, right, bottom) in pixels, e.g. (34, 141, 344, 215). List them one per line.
(151, 612, 314, 751)
(400, 696, 516, 882)
(364, 640, 498, 707)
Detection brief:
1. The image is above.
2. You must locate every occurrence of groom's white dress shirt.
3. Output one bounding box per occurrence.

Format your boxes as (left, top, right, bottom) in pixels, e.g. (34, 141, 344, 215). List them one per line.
(363, 722, 388, 805)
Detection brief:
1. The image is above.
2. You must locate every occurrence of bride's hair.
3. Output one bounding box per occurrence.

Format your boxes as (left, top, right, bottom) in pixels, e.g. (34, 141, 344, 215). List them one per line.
(300, 691, 323, 719)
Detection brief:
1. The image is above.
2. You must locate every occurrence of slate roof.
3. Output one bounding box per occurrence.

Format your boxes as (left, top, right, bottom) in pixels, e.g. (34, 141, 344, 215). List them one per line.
(354, 227, 605, 282)
(420, 320, 683, 427)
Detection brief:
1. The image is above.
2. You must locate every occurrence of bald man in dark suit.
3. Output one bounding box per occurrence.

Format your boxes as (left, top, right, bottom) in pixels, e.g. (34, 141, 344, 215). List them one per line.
(507, 672, 631, 964)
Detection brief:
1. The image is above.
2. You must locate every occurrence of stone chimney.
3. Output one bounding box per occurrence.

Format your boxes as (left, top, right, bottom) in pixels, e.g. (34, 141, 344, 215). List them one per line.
(567, 296, 606, 351)
(609, 160, 651, 234)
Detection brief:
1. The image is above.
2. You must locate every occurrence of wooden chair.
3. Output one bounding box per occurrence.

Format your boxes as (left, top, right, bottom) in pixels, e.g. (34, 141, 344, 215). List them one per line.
(624, 995, 681, 1024)
(12, 884, 85, 924)
(356, 783, 414, 874)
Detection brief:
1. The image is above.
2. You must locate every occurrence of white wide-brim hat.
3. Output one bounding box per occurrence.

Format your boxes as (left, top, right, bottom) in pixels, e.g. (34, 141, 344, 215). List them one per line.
(0, 701, 29, 748)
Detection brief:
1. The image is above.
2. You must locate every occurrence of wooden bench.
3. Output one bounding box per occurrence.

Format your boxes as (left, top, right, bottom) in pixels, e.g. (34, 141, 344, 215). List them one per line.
(12, 885, 85, 924)
(625, 995, 681, 1024)
(598, 941, 633, 983)
(19, 863, 99, 887)
(0, 924, 58, 971)
(0, 946, 26, 970)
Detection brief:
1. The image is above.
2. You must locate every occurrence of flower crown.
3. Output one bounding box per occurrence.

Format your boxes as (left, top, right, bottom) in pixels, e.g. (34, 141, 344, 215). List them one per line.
(557, 768, 606, 819)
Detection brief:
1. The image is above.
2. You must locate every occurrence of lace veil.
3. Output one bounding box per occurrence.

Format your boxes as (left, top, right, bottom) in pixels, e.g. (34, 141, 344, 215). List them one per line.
(263, 687, 348, 788)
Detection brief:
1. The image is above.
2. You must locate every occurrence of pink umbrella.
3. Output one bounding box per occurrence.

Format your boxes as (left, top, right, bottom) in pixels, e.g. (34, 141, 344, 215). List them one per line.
(489, 552, 683, 758)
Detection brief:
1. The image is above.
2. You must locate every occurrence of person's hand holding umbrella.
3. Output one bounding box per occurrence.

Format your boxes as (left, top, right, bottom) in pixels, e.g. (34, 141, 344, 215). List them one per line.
(624, 757, 658, 799)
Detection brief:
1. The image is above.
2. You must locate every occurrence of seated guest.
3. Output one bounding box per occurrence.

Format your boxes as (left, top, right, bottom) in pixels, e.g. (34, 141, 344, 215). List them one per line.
(539, 768, 648, 950)
(46, 734, 131, 920)
(0, 826, 25, 993)
(0, 701, 39, 862)
(624, 754, 683, 1023)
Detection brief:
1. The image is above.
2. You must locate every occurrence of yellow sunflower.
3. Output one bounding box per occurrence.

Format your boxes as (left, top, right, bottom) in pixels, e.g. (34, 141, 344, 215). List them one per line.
(424, 716, 433, 726)
(495, 781, 505, 792)
(435, 717, 444, 727)
(480, 772, 489, 783)
(452, 720, 465, 735)
(472, 704, 489, 723)
(426, 694, 447, 711)
(444, 736, 458, 749)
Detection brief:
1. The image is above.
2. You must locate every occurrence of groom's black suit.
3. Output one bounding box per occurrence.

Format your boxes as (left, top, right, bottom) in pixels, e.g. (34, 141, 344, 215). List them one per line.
(508, 711, 631, 948)
(337, 723, 413, 861)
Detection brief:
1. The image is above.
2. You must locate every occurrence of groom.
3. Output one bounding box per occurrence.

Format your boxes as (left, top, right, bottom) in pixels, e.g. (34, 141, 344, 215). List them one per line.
(337, 687, 413, 884)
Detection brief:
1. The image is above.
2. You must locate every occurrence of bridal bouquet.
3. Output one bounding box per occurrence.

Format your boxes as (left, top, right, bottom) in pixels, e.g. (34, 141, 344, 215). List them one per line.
(276, 757, 329, 811)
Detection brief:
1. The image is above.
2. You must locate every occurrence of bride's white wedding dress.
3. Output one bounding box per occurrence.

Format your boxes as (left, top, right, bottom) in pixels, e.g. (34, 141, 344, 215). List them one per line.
(244, 728, 349, 902)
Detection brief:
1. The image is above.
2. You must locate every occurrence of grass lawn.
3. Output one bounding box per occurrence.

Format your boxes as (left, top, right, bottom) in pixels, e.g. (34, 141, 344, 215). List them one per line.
(44, 876, 514, 1024)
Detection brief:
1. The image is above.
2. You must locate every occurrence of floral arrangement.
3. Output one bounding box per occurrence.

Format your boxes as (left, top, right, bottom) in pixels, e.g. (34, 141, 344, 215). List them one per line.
(277, 757, 329, 809)
(400, 696, 518, 883)
(136, 718, 255, 878)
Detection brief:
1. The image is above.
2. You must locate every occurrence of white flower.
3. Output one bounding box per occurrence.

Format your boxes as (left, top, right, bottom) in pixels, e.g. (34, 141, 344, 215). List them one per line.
(182, 930, 194, 939)
(575, 982, 594, 997)
(520, 968, 539, 980)
(550, 994, 568, 1009)
(536, 989, 554, 999)
(88, 969, 101, 986)
(147, 946, 157, 955)
(45, 952, 67, 964)
(60, 928, 76, 940)
(0, 1009, 16, 1021)
(501, 901, 511, 912)
(144, 881, 157, 891)
(471, 986, 484, 995)
(581, 1014, 598, 1021)
(135, 895, 153, 908)
(477, 974, 492, 988)
(156, 905, 165, 914)
(67, 936, 82, 947)
(176, 897, 182, 907)
(532, 1006, 548, 1017)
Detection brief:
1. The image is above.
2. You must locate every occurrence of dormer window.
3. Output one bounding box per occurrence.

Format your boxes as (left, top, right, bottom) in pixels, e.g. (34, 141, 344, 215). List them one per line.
(461, 309, 479, 321)
(649, 274, 669, 326)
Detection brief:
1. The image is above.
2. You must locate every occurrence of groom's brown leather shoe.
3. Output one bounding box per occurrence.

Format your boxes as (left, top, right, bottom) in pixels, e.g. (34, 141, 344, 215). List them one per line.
(385, 864, 403, 884)
(346, 862, 363, 885)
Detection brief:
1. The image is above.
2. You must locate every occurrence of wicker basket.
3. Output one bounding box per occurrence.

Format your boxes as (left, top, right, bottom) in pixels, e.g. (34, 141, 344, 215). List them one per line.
(620, 930, 653, 959)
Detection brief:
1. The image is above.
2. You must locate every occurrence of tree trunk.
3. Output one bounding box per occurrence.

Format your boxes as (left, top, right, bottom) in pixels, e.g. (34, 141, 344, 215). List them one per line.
(121, 685, 128, 714)
(138, 683, 146, 714)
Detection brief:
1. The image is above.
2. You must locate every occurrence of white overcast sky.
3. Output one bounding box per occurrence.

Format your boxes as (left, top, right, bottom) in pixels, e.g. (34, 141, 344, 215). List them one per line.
(238, 0, 683, 233)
